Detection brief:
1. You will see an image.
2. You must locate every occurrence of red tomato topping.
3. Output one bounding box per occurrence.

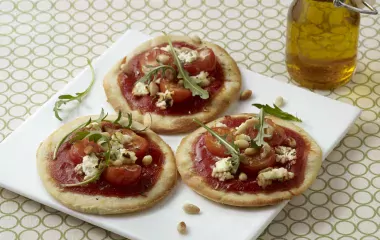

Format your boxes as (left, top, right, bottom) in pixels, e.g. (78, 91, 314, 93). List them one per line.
(204, 127, 235, 157)
(184, 48, 216, 75)
(69, 139, 102, 165)
(103, 164, 142, 186)
(159, 78, 192, 103)
(265, 119, 286, 146)
(124, 135, 149, 159)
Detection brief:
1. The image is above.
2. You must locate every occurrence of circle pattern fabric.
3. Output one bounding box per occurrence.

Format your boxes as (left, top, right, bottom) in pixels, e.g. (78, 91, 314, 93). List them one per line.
(0, 0, 379, 239)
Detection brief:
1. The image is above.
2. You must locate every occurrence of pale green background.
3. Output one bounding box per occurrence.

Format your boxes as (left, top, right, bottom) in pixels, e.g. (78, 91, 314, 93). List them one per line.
(0, 0, 379, 239)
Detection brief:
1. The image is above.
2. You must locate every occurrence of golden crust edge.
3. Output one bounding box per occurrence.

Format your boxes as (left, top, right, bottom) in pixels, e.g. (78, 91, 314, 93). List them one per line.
(103, 35, 242, 134)
(175, 113, 322, 207)
(36, 115, 177, 215)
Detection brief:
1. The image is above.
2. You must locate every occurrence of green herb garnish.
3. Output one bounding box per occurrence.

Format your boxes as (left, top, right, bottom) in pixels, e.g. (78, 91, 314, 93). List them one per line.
(62, 132, 111, 188)
(193, 118, 240, 173)
(253, 104, 302, 122)
(54, 59, 96, 121)
(113, 111, 122, 124)
(52, 118, 92, 159)
(253, 108, 271, 147)
(136, 65, 176, 85)
(164, 33, 209, 99)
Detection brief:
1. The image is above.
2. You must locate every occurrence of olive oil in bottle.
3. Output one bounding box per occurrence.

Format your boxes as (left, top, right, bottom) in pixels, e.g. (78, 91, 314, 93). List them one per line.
(286, 0, 360, 89)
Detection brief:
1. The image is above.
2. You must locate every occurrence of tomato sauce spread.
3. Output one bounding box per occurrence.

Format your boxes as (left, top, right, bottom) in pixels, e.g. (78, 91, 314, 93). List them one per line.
(192, 116, 309, 193)
(118, 42, 225, 115)
(50, 124, 164, 197)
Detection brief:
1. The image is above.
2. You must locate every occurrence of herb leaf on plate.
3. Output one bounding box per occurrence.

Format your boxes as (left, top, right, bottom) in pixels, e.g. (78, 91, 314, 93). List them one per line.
(253, 103, 302, 122)
(53, 59, 96, 121)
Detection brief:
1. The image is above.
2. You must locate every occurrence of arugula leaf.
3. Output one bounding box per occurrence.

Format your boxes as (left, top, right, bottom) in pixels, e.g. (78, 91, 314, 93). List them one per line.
(62, 134, 112, 188)
(53, 118, 92, 159)
(253, 104, 302, 122)
(95, 108, 108, 123)
(53, 59, 96, 121)
(69, 131, 90, 143)
(193, 118, 241, 173)
(253, 108, 271, 147)
(135, 65, 176, 85)
(194, 119, 239, 156)
(124, 113, 133, 128)
(164, 33, 209, 99)
(113, 111, 122, 124)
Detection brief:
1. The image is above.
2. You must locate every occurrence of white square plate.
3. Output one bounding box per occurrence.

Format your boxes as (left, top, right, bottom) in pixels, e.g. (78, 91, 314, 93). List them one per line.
(0, 30, 361, 240)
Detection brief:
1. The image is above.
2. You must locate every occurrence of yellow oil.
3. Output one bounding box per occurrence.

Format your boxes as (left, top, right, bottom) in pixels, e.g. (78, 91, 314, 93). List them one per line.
(286, 0, 360, 89)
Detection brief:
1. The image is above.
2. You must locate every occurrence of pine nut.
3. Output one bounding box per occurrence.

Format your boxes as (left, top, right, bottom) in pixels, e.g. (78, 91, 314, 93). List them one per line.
(191, 35, 202, 44)
(239, 172, 248, 181)
(235, 134, 251, 141)
(244, 148, 258, 156)
(83, 146, 93, 155)
(288, 137, 297, 147)
(142, 155, 153, 166)
(234, 139, 250, 149)
(183, 203, 200, 214)
(177, 221, 187, 234)
(148, 82, 159, 96)
(157, 54, 170, 64)
(240, 90, 252, 100)
(274, 96, 284, 107)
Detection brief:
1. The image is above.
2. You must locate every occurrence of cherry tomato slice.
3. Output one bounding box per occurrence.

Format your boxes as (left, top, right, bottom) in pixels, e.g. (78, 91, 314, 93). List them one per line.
(239, 150, 276, 174)
(159, 78, 192, 103)
(204, 127, 235, 157)
(103, 164, 142, 186)
(184, 48, 216, 75)
(69, 139, 101, 165)
(124, 135, 149, 159)
(264, 119, 286, 146)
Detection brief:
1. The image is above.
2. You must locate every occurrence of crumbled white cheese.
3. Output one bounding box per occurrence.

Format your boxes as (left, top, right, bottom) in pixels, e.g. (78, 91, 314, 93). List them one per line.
(155, 90, 173, 109)
(257, 167, 294, 188)
(178, 49, 198, 63)
(211, 158, 235, 181)
(275, 146, 297, 164)
(82, 154, 99, 180)
(116, 148, 137, 165)
(160, 45, 198, 63)
(191, 71, 211, 87)
(132, 82, 149, 96)
(235, 118, 259, 134)
(74, 163, 83, 175)
(111, 132, 133, 144)
(215, 122, 227, 128)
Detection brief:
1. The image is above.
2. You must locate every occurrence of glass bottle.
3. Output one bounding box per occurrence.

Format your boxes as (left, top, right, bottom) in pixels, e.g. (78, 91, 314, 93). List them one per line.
(285, 0, 375, 90)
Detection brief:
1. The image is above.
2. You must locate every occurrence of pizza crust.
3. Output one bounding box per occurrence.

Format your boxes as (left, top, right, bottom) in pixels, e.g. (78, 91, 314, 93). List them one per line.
(176, 114, 322, 207)
(103, 35, 241, 134)
(36, 115, 177, 214)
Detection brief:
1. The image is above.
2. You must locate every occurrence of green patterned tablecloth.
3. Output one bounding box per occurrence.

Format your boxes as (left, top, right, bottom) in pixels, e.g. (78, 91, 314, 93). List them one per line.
(0, 1, 379, 239)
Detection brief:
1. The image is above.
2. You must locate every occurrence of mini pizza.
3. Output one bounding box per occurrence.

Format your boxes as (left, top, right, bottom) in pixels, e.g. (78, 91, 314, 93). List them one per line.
(103, 34, 241, 133)
(37, 113, 177, 214)
(176, 112, 322, 206)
